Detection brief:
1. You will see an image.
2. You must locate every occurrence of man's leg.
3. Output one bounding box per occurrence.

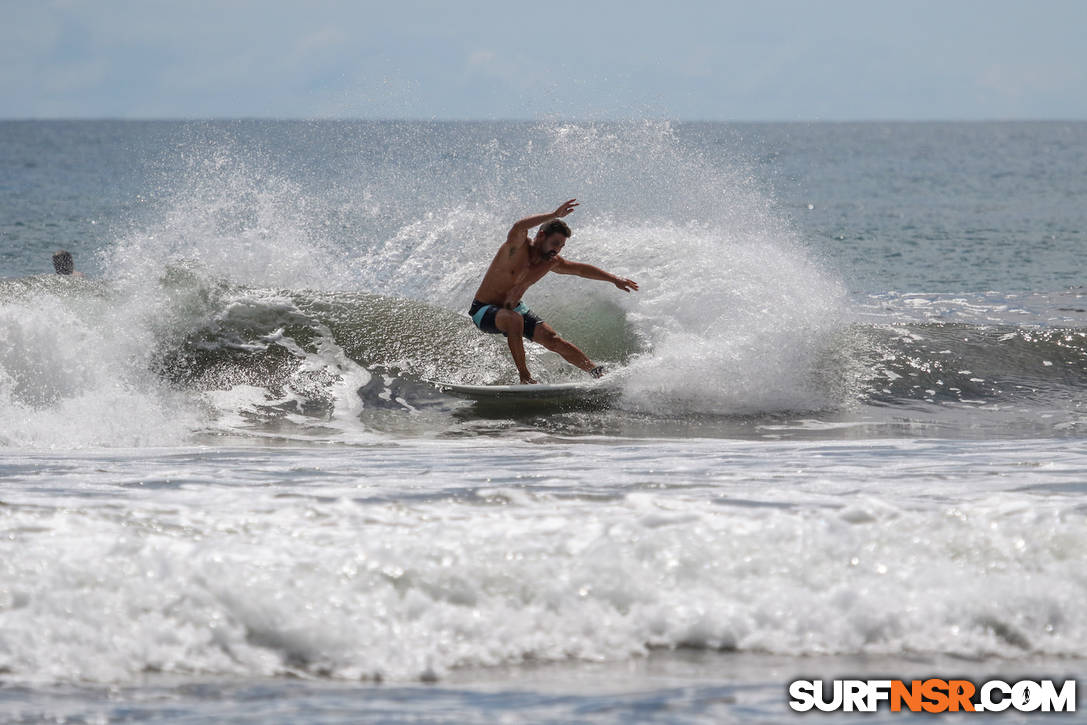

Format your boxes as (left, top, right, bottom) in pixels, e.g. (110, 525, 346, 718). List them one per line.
(494, 309, 536, 383)
(530, 323, 597, 373)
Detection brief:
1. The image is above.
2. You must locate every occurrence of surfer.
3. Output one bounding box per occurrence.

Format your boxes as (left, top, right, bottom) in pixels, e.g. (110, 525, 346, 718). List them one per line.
(469, 199, 638, 384)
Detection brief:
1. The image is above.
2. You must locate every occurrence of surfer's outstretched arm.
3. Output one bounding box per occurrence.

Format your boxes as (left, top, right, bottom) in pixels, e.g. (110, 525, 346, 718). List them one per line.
(553, 258, 639, 293)
(507, 199, 579, 242)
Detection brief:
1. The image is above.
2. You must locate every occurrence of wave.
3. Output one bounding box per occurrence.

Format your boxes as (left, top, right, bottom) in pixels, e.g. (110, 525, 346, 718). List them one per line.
(2, 453, 1085, 684)
(854, 323, 1087, 406)
(160, 287, 1087, 413)
(2, 271, 1085, 448)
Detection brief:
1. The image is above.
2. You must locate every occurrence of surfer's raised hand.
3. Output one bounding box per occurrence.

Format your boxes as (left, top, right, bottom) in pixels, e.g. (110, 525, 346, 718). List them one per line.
(613, 277, 639, 293)
(553, 199, 579, 217)
(509, 200, 578, 239)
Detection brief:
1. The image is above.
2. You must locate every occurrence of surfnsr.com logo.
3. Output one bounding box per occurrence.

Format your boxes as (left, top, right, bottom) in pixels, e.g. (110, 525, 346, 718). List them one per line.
(789, 679, 1077, 713)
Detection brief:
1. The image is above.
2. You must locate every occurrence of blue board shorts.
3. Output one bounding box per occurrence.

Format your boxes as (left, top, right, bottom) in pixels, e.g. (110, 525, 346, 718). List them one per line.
(468, 299, 542, 340)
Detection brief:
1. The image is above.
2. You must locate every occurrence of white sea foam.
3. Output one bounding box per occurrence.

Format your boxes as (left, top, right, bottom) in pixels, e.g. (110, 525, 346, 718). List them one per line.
(0, 281, 199, 448)
(1, 438, 1084, 685)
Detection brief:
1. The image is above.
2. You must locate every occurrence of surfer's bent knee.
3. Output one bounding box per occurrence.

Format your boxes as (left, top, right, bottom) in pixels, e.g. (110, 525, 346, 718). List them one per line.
(501, 310, 524, 335)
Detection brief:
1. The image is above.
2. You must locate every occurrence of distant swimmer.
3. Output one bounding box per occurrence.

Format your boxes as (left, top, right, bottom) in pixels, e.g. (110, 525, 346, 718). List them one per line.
(469, 199, 638, 384)
(52, 250, 84, 278)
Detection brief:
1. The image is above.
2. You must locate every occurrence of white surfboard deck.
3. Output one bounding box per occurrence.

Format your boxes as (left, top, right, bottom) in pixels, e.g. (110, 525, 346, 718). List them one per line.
(430, 380, 615, 401)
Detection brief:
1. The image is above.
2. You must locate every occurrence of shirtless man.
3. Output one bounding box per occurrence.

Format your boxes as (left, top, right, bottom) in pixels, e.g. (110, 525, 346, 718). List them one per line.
(469, 199, 638, 384)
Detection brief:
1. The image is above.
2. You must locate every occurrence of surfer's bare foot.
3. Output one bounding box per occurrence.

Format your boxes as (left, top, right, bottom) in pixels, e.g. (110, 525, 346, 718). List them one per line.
(588, 365, 605, 379)
(520, 375, 538, 384)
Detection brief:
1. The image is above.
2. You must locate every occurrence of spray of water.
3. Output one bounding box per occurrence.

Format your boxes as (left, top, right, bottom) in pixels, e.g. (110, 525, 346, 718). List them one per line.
(1, 122, 848, 448)
(348, 121, 848, 412)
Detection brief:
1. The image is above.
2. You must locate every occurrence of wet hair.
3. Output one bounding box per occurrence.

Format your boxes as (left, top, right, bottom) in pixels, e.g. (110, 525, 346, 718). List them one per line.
(52, 250, 74, 275)
(539, 219, 571, 238)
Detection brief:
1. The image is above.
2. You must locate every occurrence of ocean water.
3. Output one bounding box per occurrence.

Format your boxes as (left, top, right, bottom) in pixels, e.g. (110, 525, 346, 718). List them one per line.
(1, 120, 1085, 723)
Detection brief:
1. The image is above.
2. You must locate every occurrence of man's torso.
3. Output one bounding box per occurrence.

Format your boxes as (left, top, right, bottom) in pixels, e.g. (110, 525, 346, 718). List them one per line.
(473, 234, 558, 307)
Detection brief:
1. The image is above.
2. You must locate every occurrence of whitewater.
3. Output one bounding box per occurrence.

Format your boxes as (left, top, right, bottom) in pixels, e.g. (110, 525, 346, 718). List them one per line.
(1, 120, 1085, 722)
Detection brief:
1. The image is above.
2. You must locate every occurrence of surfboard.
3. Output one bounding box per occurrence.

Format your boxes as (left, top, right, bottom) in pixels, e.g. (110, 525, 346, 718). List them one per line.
(430, 380, 615, 402)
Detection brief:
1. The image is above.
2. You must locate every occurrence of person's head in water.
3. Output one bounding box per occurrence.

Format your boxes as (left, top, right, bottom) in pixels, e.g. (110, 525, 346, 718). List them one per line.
(534, 219, 571, 260)
(52, 250, 75, 275)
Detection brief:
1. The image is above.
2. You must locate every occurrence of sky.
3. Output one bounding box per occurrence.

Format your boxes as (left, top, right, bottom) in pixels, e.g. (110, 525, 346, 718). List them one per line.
(2, 0, 1086, 121)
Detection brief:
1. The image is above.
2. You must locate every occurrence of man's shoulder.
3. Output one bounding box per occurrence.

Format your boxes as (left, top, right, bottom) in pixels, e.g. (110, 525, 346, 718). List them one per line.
(504, 234, 531, 258)
(505, 227, 530, 245)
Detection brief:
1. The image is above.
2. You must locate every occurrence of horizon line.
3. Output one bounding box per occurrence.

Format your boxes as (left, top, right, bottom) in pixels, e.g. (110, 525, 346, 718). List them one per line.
(2, 116, 1086, 124)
